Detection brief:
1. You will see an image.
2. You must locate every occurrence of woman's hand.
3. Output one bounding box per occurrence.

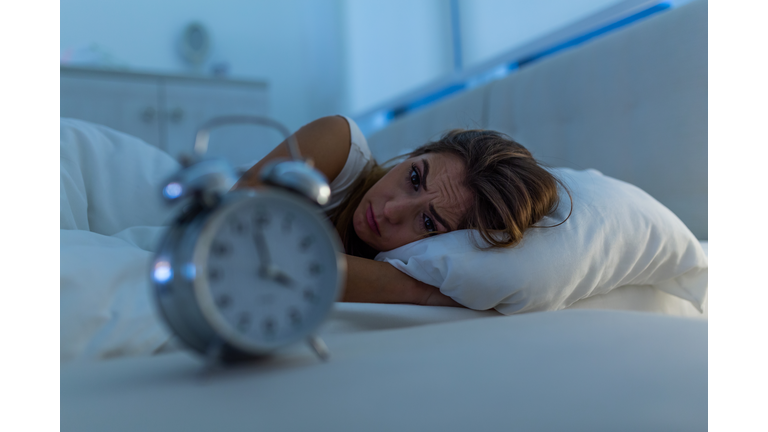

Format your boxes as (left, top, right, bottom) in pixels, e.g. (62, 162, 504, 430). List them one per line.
(419, 285, 462, 307)
(342, 255, 463, 308)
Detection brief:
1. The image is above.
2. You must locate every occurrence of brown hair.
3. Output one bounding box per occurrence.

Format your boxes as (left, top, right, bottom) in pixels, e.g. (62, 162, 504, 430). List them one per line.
(328, 129, 571, 258)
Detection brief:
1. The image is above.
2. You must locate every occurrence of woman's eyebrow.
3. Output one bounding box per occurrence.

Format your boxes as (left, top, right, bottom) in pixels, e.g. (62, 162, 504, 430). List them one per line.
(429, 203, 452, 232)
(421, 159, 452, 231)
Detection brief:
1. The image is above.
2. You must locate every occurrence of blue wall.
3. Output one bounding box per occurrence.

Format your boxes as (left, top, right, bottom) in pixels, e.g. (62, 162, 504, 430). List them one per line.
(61, 0, 696, 132)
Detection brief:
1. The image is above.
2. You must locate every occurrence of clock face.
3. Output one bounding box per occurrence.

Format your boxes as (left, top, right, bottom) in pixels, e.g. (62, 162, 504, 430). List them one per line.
(192, 192, 343, 353)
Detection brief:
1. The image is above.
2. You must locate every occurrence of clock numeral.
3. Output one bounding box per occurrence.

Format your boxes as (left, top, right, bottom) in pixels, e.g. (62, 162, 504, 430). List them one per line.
(289, 308, 302, 326)
(309, 262, 322, 276)
(253, 211, 271, 228)
(211, 241, 231, 257)
(282, 213, 295, 233)
(262, 318, 276, 336)
(209, 268, 222, 281)
(237, 313, 251, 332)
(230, 218, 246, 234)
(303, 288, 317, 303)
(216, 294, 231, 309)
(299, 236, 314, 251)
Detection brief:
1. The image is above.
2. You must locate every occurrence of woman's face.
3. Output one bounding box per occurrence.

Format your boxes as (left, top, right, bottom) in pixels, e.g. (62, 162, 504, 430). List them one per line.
(353, 152, 473, 252)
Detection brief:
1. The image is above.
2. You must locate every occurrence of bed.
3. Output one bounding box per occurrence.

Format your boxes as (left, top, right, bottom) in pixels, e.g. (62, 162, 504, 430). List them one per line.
(62, 308, 706, 432)
(60, 1, 707, 430)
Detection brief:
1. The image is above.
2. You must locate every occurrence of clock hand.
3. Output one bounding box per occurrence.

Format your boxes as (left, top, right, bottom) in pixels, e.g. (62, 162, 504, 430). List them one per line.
(258, 264, 296, 288)
(252, 230, 272, 275)
(253, 231, 295, 288)
(269, 266, 296, 288)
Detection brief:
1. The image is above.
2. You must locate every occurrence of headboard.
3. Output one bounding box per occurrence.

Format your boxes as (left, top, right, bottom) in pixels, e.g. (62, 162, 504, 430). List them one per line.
(366, 0, 707, 239)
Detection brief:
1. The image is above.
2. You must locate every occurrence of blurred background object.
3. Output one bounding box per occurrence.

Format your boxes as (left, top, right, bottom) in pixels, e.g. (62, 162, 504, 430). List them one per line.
(178, 22, 211, 72)
(60, 0, 699, 164)
(60, 43, 131, 70)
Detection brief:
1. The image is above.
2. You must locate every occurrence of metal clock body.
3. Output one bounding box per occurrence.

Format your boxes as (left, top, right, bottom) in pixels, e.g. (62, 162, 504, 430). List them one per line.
(151, 116, 346, 363)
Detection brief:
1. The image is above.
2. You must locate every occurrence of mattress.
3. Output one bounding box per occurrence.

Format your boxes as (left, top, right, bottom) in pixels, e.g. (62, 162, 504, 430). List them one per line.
(61, 309, 707, 432)
(62, 238, 708, 430)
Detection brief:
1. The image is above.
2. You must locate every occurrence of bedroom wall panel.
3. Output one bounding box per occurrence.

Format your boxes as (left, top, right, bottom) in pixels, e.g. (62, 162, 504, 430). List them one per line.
(367, 83, 490, 163)
(486, 0, 707, 238)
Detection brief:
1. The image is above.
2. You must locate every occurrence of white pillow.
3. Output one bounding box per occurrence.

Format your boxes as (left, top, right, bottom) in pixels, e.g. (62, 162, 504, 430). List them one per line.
(375, 168, 708, 315)
(564, 240, 708, 319)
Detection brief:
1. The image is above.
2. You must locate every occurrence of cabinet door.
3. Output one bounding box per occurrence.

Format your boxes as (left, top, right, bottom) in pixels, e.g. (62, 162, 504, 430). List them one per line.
(163, 81, 272, 167)
(60, 73, 162, 148)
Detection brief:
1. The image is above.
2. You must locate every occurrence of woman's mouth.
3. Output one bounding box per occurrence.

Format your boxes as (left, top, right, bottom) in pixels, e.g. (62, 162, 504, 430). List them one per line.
(366, 204, 381, 236)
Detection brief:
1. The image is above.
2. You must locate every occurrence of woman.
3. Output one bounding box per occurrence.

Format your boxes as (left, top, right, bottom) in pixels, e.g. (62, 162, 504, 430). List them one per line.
(234, 115, 566, 308)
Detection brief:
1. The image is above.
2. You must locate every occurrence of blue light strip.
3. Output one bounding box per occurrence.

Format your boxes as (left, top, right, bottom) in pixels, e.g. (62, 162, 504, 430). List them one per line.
(516, 2, 670, 67)
(392, 83, 467, 117)
(365, 2, 671, 130)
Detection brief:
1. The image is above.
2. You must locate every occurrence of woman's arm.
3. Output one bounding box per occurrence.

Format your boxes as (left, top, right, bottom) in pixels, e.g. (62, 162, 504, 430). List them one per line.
(343, 256, 463, 307)
(234, 115, 352, 190)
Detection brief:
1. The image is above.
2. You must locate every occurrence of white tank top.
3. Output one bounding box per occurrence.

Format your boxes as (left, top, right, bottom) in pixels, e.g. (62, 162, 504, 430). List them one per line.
(321, 115, 374, 212)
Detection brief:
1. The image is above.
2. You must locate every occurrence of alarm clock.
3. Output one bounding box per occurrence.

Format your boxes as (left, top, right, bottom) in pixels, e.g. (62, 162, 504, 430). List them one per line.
(151, 116, 346, 363)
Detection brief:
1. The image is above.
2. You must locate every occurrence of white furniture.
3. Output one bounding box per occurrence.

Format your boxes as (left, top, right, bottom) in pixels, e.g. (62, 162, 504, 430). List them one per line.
(60, 66, 272, 165)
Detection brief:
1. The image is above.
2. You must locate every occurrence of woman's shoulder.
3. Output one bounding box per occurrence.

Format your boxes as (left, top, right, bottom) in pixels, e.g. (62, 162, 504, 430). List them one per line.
(324, 116, 375, 211)
(336, 115, 373, 168)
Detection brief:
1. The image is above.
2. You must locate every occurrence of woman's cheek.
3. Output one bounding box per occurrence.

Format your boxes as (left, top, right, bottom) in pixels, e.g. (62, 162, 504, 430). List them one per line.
(351, 206, 366, 240)
(382, 231, 407, 252)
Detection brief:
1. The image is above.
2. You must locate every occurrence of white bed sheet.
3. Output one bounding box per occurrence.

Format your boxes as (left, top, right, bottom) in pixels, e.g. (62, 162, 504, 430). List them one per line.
(61, 309, 707, 432)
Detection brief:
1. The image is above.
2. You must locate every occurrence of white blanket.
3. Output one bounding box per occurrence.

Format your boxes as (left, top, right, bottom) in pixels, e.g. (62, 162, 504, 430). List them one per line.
(60, 119, 707, 362)
(60, 119, 181, 361)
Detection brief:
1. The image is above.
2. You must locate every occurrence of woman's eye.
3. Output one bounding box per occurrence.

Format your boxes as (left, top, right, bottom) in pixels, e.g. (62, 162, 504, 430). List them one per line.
(409, 165, 421, 191)
(423, 214, 436, 233)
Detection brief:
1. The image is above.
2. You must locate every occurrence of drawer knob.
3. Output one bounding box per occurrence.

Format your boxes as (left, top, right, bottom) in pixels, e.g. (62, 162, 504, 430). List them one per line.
(170, 107, 185, 123)
(141, 107, 156, 123)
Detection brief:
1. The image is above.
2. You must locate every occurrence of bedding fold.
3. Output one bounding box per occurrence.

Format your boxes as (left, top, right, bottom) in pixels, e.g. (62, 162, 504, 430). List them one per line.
(60, 119, 182, 361)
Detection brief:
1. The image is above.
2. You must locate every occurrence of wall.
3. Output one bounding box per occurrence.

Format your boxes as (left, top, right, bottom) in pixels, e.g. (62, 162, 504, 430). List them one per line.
(61, 0, 694, 132)
(457, 0, 623, 68)
(341, 0, 454, 114)
(60, 0, 346, 133)
(342, 0, 678, 117)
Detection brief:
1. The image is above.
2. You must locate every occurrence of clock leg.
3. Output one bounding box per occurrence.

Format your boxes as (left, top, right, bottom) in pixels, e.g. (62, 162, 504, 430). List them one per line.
(200, 339, 224, 373)
(306, 335, 330, 361)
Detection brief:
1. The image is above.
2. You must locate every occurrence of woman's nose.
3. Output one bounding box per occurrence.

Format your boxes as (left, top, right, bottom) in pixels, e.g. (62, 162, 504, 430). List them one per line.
(382, 197, 412, 225)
